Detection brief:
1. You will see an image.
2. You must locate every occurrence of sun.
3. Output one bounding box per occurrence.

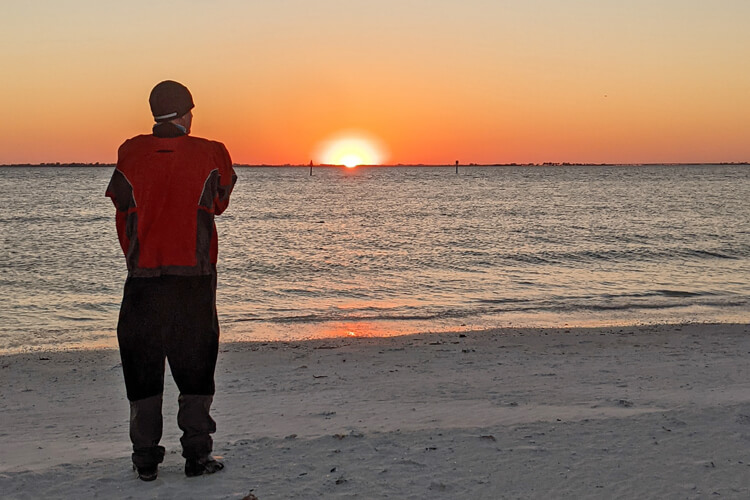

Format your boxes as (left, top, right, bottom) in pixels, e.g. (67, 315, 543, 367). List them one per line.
(316, 131, 387, 168)
(339, 154, 362, 168)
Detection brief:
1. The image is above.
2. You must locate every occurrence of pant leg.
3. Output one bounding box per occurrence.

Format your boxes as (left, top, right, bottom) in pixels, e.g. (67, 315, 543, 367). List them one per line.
(129, 395, 166, 468)
(164, 274, 220, 459)
(117, 276, 171, 467)
(177, 394, 216, 459)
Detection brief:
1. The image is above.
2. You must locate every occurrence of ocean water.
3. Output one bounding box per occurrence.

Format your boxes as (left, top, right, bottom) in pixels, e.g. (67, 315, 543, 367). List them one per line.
(0, 164, 748, 353)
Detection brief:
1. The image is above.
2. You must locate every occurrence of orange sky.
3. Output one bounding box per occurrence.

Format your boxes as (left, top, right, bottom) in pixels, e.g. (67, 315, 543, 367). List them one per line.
(1, 1, 749, 165)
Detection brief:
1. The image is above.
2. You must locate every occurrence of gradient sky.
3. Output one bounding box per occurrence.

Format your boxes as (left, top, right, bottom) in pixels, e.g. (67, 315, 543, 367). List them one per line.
(1, 1, 749, 165)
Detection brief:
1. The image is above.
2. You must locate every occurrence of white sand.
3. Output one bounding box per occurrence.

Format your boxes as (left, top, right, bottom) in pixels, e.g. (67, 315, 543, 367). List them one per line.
(1, 323, 750, 499)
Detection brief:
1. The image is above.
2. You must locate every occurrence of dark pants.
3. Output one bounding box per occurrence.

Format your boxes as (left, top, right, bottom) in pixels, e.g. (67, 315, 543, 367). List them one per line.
(117, 274, 219, 468)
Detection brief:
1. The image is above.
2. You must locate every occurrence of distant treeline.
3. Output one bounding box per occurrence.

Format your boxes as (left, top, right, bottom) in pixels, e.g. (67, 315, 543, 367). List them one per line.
(1, 162, 748, 168)
(237, 162, 750, 168)
(0, 163, 115, 168)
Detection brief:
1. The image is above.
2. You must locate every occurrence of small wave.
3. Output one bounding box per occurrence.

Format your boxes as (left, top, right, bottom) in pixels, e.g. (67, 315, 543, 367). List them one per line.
(585, 302, 687, 312)
(655, 289, 702, 298)
(254, 312, 446, 324)
(477, 297, 533, 305)
(223, 292, 747, 326)
(225, 306, 476, 325)
(508, 254, 553, 265)
(502, 245, 747, 268)
(584, 299, 747, 313)
(689, 249, 738, 260)
(54, 314, 96, 322)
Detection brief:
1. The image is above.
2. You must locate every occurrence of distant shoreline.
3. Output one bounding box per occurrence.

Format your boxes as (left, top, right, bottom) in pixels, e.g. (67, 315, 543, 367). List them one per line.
(1, 162, 749, 168)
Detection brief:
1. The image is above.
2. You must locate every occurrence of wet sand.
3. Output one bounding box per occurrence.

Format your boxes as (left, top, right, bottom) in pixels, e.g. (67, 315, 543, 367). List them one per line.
(1, 323, 749, 499)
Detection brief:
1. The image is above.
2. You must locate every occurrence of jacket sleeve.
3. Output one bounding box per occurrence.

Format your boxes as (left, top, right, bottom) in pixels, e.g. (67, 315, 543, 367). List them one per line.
(214, 142, 237, 216)
(105, 168, 134, 255)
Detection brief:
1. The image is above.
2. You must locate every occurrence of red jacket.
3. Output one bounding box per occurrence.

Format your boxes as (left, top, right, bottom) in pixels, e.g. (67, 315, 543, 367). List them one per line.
(106, 125, 237, 277)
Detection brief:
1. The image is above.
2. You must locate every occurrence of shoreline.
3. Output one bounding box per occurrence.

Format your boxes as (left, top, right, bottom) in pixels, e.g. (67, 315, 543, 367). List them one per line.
(3, 319, 748, 357)
(2, 163, 749, 168)
(2, 322, 750, 498)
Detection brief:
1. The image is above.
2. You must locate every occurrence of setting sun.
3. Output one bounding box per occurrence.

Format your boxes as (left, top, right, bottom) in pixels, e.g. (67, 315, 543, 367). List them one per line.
(340, 155, 362, 168)
(316, 132, 387, 167)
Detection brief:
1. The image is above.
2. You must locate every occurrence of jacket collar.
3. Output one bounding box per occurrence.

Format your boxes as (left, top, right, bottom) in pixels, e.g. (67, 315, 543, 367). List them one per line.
(152, 122, 187, 138)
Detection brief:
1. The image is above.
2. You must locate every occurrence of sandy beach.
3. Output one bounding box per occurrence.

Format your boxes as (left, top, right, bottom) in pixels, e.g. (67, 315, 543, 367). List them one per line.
(1, 323, 750, 499)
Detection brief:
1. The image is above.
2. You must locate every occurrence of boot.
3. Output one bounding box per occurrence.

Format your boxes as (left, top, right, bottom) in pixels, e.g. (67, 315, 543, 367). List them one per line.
(133, 463, 158, 482)
(185, 455, 224, 477)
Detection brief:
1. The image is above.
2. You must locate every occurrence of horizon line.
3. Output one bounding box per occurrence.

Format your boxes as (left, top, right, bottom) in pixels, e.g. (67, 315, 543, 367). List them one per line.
(1, 161, 749, 168)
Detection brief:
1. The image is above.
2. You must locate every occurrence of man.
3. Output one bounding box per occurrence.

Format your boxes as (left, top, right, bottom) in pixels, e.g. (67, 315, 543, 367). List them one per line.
(106, 80, 237, 481)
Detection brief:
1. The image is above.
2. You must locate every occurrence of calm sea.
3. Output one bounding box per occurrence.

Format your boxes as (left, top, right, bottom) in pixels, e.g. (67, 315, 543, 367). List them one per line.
(0, 164, 748, 354)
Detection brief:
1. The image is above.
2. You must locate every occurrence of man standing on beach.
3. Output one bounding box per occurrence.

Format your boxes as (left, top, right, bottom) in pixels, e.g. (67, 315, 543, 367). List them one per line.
(106, 80, 236, 481)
